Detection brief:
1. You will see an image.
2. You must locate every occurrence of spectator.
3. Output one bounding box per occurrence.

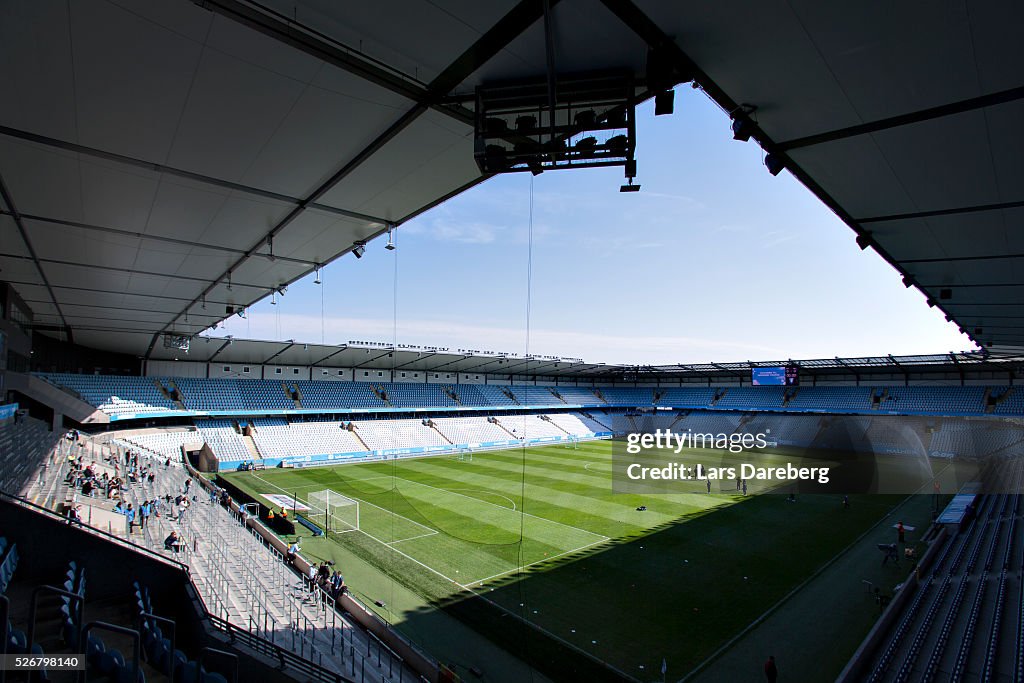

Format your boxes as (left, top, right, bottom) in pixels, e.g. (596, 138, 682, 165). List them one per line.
(164, 531, 183, 553)
(140, 500, 151, 530)
(66, 504, 82, 526)
(285, 541, 299, 565)
(330, 570, 346, 599)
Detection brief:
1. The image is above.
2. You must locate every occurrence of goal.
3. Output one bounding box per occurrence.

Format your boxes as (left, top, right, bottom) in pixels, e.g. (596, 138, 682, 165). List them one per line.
(449, 450, 473, 462)
(308, 489, 360, 533)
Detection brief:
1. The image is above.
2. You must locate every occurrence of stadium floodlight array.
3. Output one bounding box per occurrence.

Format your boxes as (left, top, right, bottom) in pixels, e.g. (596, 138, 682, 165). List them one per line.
(308, 489, 360, 534)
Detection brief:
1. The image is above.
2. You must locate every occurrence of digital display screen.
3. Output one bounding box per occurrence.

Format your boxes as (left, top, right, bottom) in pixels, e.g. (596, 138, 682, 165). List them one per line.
(752, 366, 798, 386)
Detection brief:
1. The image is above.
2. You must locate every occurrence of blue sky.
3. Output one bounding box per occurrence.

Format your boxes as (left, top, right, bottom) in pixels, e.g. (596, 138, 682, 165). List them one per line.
(211, 88, 971, 365)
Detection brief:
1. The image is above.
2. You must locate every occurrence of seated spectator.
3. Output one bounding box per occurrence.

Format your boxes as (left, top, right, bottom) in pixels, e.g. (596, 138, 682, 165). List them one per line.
(81, 479, 94, 496)
(164, 531, 183, 553)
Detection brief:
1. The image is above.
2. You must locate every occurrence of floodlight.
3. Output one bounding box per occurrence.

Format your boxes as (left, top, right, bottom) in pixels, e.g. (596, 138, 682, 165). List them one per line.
(939, 288, 953, 300)
(902, 275, 914, 288)
(926, 299, 936, 308)
(352, 243, 366, 259)
(974, 327, 983, 335)
(764, 153, 785, 176)
(385, 227, 396, 251)
(855, 234, 872, 250)
(732, 117, 754, 142)
(619, 179, 641, 193)
(313, 266, 321, 285)
(270, 292, 277, 305)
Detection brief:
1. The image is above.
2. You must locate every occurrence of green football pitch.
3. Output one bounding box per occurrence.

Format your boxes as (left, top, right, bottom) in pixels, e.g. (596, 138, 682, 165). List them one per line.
(221, 440, 928, 681)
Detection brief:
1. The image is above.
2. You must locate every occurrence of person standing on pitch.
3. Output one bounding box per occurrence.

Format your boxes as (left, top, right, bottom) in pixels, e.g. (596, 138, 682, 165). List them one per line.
(897, 521, 906, 544)
(764, 655, 778, 682)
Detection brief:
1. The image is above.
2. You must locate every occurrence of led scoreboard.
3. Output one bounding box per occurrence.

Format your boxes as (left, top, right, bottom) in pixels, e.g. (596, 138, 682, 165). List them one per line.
(751, 366, 799, 386)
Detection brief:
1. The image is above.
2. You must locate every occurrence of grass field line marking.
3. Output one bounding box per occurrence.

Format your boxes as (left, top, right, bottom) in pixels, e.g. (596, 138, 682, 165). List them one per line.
(247, 473, 466, 587)
(446, 488, 517, 511)
(244, 467, 633, 680)
(386, 529, 440, 545)
(248, 471, 437, 537)
(470, 536, 609, 586)
(678, 460, 953, 683)
(389, 473, 610, 542)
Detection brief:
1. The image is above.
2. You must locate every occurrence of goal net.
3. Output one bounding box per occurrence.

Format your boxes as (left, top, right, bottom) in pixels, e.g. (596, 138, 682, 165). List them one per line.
(448, 450, 473, 462)
(308, 489, 360, 533)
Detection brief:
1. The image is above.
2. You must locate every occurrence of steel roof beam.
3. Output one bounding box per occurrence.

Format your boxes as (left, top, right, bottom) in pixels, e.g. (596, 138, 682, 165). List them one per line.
(0, 172, 71, 341)
(776, 86, 1024, 152)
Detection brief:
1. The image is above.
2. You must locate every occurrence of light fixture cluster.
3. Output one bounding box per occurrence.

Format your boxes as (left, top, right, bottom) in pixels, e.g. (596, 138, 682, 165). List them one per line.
(730, 104, 788, 178)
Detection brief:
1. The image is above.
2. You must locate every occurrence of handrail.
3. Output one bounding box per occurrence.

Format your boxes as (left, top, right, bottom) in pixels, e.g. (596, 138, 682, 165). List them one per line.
(79, 620, 141, 683)
(0, 490, 191, 574)
(139, 611, 177, 681)
(205, 612, 354, 683)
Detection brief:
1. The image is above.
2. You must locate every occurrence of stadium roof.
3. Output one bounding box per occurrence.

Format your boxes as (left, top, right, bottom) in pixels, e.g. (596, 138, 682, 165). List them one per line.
(161, 336, 1024, 382)
(2, 1, 1022, 358)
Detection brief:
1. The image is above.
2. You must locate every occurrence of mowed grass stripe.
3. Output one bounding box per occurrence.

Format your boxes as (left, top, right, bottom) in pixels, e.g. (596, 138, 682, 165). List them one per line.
(400, 457, 712, 535)
(247, 467, 587, 575)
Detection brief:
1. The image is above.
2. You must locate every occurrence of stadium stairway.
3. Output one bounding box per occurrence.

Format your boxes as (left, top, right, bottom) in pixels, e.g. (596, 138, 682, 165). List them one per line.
(55, 435, 416, 682)
(860, 460, 1024, 683)
(172, 498, 414, 682)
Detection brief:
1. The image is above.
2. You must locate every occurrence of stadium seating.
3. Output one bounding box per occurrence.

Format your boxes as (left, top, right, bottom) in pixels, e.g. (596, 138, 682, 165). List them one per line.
(544, 412, 606, 436)
(195, 420, 250, 462)
(552, 386, 602, 404)
(353, 418, 451, 451)
(657, 387, 717, 407)
(118, 430, 201, 461)
(431, 417, 515, 445)
(0, 416, 60, 495)
(40, 373, 178, 416)
(507, 386, 561, 405)
(250, 418, 366, 459)
(295, 380, 387, 409)
(380, 383, 458, 408)
(714, 386, 786, 409)
(601, 388, 655, 406)
(876, 386, 987, 414)
(35, 373, 1023, 418)
(475, 385, 518, 406)
(784, 386, 873, 412)
(495, 414, 569, 440)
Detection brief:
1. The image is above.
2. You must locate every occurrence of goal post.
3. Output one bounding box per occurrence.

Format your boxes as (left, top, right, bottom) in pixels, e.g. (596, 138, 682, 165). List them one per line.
(308, 489, 360, 533)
